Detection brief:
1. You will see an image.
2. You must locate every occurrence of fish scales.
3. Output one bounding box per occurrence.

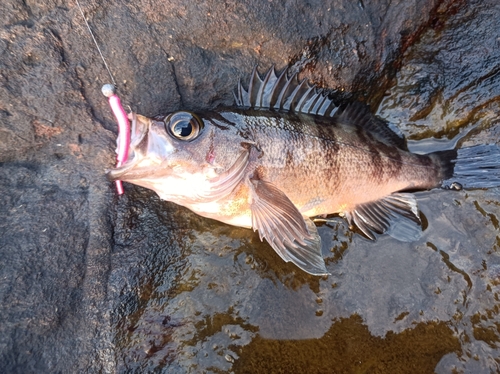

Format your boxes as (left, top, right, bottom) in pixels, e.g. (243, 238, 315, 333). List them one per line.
(108, 67, 500, 275)
(212, 109, 441, 218)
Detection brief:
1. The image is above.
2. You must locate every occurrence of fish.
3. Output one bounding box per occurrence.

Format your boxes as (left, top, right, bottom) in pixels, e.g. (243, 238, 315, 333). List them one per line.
(107, 66, 500, 276)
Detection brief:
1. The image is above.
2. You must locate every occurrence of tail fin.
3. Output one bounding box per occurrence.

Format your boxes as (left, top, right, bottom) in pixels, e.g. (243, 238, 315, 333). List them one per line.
(440, 144, 500, 189)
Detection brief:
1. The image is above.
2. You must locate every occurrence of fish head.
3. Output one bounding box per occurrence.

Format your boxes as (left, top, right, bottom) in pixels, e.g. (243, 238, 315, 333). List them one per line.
(107, 110, 248, 204)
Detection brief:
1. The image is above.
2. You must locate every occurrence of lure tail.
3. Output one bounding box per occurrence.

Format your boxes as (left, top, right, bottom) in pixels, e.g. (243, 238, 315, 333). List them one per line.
(438, 144, 500, 189)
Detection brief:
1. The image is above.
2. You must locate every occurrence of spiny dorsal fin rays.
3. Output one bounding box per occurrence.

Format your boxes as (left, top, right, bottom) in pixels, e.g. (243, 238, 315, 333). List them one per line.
(234, 77, 248, 107)
(257, 67, 277, 108)
(274, 70, 295, 110)
(268, 68, 288, 108)
(296, 85, 316, 112)
(283, 78, 309, 111)
(235, 66, 338, 117)
(247, 66, 262, 107)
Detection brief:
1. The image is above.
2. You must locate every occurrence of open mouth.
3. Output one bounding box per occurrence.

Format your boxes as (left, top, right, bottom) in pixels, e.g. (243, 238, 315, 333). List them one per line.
(128, 113, 148, 149)
(107, 112, 149, 182)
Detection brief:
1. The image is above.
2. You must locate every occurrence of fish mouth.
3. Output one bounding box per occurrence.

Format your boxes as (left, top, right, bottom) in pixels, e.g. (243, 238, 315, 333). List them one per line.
(106, 112, 151, 182)
(107, 113, 178, 182)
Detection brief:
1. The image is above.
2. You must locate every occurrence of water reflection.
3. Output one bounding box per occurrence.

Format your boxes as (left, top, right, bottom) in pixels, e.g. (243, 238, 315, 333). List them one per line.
(110, 184, 499, 372)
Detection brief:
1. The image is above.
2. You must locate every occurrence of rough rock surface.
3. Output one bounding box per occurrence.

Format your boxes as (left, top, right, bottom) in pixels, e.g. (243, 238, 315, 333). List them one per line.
(1, 0, 499, 372)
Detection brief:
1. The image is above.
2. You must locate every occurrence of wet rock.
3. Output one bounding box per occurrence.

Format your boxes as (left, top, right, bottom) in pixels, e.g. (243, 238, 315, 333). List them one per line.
(378, 0, 500, 141)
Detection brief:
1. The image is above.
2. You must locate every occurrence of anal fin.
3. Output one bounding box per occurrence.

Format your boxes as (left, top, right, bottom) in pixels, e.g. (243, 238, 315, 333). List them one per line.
(249, 179, 329, 276)
(344, 193, 422, 242)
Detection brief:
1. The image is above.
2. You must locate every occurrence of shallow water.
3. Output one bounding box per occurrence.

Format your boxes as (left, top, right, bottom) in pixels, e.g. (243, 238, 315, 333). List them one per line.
(109, 185, 499, 372)
(107, 2, 500, 374)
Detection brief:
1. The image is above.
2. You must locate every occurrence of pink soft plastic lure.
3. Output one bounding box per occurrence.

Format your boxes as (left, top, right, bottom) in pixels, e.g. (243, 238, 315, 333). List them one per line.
(102, 84, 130, 195)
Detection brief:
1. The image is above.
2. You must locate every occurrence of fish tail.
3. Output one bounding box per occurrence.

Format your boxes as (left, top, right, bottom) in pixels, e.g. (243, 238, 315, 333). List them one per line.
(434, 144, 500, 189)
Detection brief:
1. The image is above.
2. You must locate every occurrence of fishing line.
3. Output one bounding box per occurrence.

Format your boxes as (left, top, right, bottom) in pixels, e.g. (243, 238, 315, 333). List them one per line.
(75, 0, 117, 87)
(75, 0, 130, 195)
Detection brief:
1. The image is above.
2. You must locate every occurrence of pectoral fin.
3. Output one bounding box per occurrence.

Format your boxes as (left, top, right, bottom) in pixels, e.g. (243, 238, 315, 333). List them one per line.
(344, 193, 422, 242)
(249, 179, 329, 276)
(195, 149, 249, 202)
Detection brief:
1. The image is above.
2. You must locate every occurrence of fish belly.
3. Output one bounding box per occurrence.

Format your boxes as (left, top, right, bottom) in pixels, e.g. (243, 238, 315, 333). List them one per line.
(185, 183, 254, 229)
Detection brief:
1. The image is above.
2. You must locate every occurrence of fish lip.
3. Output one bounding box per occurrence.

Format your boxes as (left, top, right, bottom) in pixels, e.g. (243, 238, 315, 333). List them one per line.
(107, 158, 170, 182)
(106, 160, 140, 181)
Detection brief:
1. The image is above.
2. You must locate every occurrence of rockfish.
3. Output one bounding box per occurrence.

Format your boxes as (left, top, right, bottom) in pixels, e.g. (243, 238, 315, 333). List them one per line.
(108, 67, 500, 275)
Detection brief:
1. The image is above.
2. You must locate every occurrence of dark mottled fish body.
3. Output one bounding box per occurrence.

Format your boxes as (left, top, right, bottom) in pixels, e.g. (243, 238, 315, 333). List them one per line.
(206, 109, 446, 218)
(108, 67, 500, 276)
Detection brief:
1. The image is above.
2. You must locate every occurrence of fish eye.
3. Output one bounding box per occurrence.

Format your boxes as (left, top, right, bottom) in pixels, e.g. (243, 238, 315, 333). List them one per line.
(165, 111, 203, 141)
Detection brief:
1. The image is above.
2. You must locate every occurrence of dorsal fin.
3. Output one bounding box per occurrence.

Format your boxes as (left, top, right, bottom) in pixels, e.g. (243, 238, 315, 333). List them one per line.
(334, 102, 408, 150)
(234, 66, 339, 117)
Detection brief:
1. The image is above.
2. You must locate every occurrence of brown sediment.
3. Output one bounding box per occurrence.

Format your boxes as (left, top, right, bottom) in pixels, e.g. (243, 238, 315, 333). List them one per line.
(32, 120, 63, 140)
(233, 315, 460, 374)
